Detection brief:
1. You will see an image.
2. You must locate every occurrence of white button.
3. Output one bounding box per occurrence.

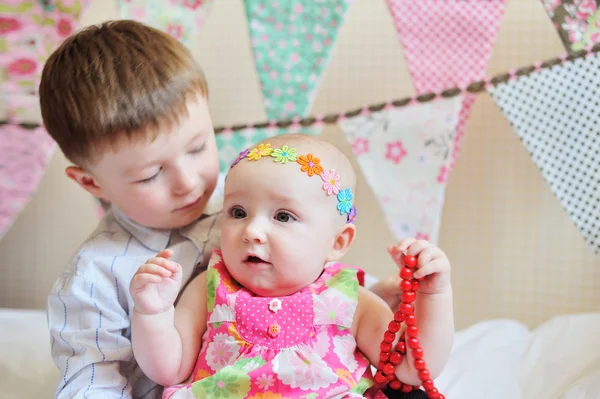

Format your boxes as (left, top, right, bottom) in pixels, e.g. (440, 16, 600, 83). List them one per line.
(269, 298, 282, 312)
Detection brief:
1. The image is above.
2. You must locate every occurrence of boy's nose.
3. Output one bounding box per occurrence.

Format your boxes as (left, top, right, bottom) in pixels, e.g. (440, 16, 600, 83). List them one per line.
(173, 170, 197, 195)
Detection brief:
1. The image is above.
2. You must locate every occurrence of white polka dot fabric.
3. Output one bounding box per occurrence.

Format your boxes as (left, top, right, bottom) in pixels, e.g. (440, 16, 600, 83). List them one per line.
(489, 53, 600, 253)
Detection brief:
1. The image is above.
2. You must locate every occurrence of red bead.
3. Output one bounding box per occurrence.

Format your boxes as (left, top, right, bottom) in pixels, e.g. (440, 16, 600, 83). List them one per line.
(377, 361, 386, 370)
(400, 267, 413, 280)
(413, 386, 421, 391)
(414, 359, 426, 370)
(438, 395, 445, 399)
(402, 291, 416, 303)
(422, 380, 435, 390)
(380, 351, 390, 362)
(404, 255, 417, 268)
(419, 369, 431, 381)
(393, 311, 404, 323)
(374, 371, 387, 384)
(400, 303, 414, 314)
(401, 383, 413, 393)
(407, 337, 420, 349)
(395, 340, 406, 353)
(427, 388, 439, 399)
(383, 330, 396, 343)
(411, 279, 420, 291)
(387, 372, 396, 381)
(412, 347, 424, 359)
(400, 279, 413, 292)
(380, 341, 392, 352)
(390, 351, 402, 365)
(388, 320, 401, 333)
(404, 314, 416, 325)
(407, 325, 419, 337)
(389, 379, 402, 390)
(383, 362, 395, 376)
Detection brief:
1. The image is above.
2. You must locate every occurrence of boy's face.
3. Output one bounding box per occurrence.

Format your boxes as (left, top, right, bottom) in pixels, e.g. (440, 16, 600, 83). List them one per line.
(80, 95, 219, 229)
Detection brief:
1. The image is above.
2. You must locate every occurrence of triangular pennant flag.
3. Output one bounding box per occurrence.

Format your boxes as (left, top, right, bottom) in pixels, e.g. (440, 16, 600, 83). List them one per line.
(244, 0, 350, 120)
(489, 53, 600, 253)
(117, 0, 214, 47)
(0, 0, 89, 121)
(0, 124, 56, 240)
(386, 0, 507, 93)
(386, 0, 507, 179)
(339, 98, 463, 244)
(216, 125, 322, 173)
(540, 0, 600, 53)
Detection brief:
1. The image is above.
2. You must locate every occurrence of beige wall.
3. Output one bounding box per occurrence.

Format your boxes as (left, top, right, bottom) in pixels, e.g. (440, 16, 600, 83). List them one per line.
(1, 0, 598, 329)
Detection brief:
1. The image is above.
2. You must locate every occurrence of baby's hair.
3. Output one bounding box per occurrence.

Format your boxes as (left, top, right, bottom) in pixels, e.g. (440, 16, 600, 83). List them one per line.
(39, 20, 208, 166)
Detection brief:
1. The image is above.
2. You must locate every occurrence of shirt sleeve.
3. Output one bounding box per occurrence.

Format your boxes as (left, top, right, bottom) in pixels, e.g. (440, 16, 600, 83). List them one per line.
(47, 271, 133, 399)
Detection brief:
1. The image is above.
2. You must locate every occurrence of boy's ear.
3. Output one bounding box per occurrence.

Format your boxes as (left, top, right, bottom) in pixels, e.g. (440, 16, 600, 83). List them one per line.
(65, 166, 104, 198)
(326, 223, 357, 262)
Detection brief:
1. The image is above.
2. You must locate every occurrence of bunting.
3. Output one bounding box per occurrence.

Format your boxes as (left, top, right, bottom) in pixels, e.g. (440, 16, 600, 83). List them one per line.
(117, 0, 214, 47)
(489, 52, 600, 253)
(338, 97, 464, 244)
(541, 0, 600, 53)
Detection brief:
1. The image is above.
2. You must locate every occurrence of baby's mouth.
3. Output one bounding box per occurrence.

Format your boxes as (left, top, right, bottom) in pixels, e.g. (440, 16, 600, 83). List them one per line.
(246, 255, 267, 263)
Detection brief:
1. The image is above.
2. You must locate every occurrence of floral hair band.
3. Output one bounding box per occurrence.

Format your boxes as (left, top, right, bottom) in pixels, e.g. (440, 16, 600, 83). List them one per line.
(229, 143, 357, 223)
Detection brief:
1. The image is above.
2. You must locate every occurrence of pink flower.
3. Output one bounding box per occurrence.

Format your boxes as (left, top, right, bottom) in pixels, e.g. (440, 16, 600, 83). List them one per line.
(184, 0, 203, 10)
(0, 16, 21, 35)
(56, 17, 74, 38)
(352, 137, 369, 156)
(167, 24, 183, 40)
(385, 140, 407, 164)
(320, 169, 341, 196)
(415, 232, 429, 241)
(576, 0, 597, 20)
(562, 17, 587, 43)
(7, 57, 37, 77)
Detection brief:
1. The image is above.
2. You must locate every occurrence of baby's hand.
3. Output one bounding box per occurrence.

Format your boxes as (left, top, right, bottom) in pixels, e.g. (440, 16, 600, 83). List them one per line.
(129, 249, 183, 315)
(388, 238, 451, 295)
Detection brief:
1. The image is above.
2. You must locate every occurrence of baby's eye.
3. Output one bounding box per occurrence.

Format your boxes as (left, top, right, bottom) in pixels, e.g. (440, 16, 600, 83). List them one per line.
(230, 207, 247, 219)
(274, 211, 295, 223)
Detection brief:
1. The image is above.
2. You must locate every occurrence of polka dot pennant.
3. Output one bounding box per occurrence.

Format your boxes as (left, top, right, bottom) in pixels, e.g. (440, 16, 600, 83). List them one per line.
(243, 0, 351, 120)
(489, 52, 600, 253)
(117, 0, 214, 48)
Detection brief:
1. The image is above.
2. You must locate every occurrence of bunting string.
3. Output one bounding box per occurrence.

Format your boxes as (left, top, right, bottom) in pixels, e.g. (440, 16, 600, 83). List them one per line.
(2, 42, 599, 132)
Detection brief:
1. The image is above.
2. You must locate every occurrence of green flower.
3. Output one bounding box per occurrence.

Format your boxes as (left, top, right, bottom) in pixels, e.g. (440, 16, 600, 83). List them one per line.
(270, 145, 298, 164)
(192, 367, 251, 398)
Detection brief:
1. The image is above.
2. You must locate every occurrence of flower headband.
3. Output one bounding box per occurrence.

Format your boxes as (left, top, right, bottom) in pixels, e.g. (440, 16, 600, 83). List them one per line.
(229, 143, 357, 223)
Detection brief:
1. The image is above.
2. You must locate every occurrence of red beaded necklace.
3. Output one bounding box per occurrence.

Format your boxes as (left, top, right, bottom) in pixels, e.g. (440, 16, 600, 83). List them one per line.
(374, 254, 445, 399)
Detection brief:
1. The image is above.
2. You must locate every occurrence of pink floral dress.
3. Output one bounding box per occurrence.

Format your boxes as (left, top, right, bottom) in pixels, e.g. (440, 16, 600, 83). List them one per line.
(163, 250, 386, 399)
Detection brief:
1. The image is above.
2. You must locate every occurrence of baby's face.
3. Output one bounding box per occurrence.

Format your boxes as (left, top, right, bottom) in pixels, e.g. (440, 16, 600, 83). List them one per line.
(220, 142, 353, 297)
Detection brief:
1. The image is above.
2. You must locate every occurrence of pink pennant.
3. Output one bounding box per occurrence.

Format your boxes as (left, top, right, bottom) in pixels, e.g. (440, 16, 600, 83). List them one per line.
(386, 0, 507, 175)
(386, 0, 508, 93)
(0, 124, 56, 240)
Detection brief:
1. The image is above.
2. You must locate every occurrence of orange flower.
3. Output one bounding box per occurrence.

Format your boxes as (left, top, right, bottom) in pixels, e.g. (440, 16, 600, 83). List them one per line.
(297, 154, 323, 176)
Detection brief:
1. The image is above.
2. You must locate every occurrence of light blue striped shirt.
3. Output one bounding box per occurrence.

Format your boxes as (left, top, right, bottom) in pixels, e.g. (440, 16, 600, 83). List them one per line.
(47, 202, 222, 399)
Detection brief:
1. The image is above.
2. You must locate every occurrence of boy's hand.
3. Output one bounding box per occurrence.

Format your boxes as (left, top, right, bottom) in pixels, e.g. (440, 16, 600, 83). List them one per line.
(129, 249, 182, 315)
(388, 238, 452, 295)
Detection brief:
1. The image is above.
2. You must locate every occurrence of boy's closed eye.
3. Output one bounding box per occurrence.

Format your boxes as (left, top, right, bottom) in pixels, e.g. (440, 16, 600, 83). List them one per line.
(136, 168, 162, 184)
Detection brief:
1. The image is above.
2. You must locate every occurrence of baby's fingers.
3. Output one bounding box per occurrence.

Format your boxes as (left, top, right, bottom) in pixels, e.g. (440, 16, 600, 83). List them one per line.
(130, 272, 162, 290)
(144, 256, 180, 273)
(413, 258, 446, 280)
(137, 263, 174, 278)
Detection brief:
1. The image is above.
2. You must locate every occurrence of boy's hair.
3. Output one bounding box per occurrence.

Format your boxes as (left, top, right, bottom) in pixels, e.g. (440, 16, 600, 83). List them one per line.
(39, 20, 208, 165)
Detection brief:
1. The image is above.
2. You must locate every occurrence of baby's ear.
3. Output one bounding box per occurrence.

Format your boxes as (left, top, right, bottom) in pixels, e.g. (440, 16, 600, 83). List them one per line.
(65, 166, 105, 199)
(327, 223, 356, 262)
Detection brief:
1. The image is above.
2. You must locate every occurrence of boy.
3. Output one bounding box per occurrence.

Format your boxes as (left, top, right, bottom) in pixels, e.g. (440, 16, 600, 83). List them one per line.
(42, 20, 222, 399)
(42, 19, 428, 399)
